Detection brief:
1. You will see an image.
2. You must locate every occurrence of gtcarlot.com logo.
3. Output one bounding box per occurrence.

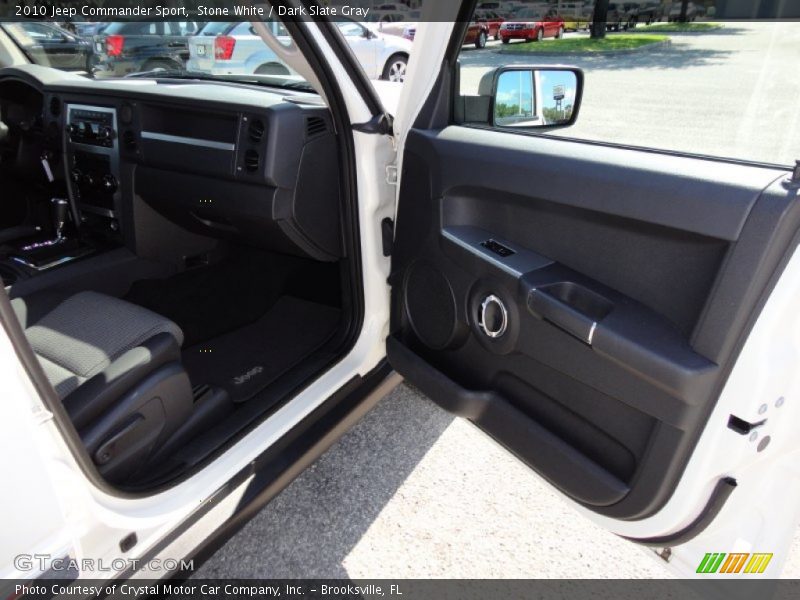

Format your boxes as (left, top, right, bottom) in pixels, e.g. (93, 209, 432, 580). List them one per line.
(13, 554, 194, 573)
(697, 552, 773, 574)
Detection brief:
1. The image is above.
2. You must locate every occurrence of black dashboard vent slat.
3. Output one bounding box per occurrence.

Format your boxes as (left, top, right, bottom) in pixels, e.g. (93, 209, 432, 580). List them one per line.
(305, 116, 328, 139)
(244, 149, 260, 172)
(49, 97, 61, 117)
(248, 118, 265, 143)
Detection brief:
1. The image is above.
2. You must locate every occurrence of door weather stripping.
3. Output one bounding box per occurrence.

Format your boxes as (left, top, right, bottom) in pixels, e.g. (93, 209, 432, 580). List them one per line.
(622, 477, 737, 547)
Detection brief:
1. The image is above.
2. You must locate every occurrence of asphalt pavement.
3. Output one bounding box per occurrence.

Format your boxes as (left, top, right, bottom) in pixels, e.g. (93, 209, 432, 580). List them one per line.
(194, 383, 800, 578)
(193, 22, 800, 579)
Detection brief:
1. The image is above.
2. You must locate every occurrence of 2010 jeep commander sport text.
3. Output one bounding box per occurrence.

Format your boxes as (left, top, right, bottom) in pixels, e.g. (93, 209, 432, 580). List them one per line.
(1, 0, 800, 586)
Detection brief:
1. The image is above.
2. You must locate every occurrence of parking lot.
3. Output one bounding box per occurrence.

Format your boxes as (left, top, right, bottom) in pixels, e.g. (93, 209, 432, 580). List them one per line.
(459, 22, 800, 166)
(193, 21, 800, 579)
(194, 383, 800, 578)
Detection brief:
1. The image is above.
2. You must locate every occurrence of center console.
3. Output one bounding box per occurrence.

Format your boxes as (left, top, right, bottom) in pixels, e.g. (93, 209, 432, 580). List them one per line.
(65, 104, 121, 230)
(3, 103, 123, 281)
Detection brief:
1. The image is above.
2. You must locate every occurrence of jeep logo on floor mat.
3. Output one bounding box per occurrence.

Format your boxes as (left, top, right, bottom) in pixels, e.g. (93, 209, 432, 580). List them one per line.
(233, 366, 264, 385)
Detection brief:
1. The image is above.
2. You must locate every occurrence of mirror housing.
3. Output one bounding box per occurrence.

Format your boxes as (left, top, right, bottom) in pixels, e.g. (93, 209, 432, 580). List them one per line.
(481, 66, 584, 131)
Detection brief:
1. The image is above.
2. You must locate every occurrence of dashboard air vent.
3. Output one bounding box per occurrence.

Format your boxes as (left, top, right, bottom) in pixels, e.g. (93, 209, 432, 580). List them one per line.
(248, 118, 265, 143)
(244, 149, 260, 172)
(49, 97, 61, 117)
(305, 116, 328, 139)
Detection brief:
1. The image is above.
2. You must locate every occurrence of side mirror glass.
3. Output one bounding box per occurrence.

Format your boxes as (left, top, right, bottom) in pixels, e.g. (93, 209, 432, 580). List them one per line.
(491, 67, 583, 130)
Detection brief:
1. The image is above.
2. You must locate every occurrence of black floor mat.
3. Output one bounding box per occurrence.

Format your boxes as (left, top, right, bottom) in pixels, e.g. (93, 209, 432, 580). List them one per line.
(124, 251, 341, 347)
(181, 296, 341, 403)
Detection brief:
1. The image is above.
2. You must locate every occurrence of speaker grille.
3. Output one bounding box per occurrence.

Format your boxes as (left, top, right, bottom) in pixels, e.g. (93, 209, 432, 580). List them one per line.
(404, 262, 457, 350)
(305, 116, 327, 138)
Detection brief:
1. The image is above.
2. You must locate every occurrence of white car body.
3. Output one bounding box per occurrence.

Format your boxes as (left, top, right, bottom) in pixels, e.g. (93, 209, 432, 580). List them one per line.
(187, 20, 412, 82)
(2, 12, 800, 589)
(186, 21, 296, 77)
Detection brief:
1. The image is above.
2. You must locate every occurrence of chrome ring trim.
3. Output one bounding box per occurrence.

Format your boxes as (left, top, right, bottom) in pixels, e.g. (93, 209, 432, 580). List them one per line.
(479, 294, 508, 339)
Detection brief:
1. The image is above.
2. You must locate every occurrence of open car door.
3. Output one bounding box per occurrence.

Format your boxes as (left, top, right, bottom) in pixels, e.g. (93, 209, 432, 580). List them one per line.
(386, 15, 800, 577)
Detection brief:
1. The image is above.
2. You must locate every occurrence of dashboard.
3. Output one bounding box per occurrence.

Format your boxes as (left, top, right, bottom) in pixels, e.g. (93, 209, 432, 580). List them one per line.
(0, 65, 342, 262)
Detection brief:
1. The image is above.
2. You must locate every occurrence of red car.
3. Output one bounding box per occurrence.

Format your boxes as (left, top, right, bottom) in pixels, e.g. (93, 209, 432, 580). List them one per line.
(499, 8, 565, 43)
(463, 21, 490, 48)
(474, 9, 505, 40)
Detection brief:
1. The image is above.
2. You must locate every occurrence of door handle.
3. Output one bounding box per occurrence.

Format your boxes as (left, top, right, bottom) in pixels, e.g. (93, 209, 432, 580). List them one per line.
(527, 288, 597, 345)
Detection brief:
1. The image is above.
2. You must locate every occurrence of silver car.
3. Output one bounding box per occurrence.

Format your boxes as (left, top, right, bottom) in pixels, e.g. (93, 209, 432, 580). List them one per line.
(186, 21, 295, 77)
(187, 20, 413, 82)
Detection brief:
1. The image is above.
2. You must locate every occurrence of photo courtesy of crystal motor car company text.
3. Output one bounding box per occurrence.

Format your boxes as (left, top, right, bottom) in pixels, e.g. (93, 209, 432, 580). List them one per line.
(0, 0, 800, 595)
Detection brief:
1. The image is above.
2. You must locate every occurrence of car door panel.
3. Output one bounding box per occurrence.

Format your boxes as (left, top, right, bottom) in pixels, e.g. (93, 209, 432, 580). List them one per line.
(388, 125, 800, 520)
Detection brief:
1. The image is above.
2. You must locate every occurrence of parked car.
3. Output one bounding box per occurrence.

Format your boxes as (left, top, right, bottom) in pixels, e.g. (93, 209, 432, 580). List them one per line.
(92, 21, 205, 78)
(636, 0, 664, 24)
(59, 20, 109, 38)
(394, 23, 418, 42)
(621, 2, 642, 27)
(187, 20, 413, 83)
(368, 10, 420, 39)
(669, 1, 699, 21)
(375, 3, 411, 13)
(0, 21, 92, 72)
(365, 9, 409, 31)
(474, 9, 506, 40)
(339, 20, 413, 82)
(499, 8, 565, 43)
(604, 2, 636, 31)
(464, 21, 491, 48)
(72, 22, 109, 38)
(392, 19, 488, 49)
(186, 21, 292, 77)
(559, 2, 594, 31)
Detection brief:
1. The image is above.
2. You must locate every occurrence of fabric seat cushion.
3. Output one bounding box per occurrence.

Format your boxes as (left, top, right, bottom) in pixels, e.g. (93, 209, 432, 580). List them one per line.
(19, 291, 184, 399)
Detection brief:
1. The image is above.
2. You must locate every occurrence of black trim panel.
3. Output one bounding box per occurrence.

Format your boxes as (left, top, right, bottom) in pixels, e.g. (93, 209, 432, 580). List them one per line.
(387, 336, 630, 506)
(413, 127, 784, 241)
(389, 123, 798, 520)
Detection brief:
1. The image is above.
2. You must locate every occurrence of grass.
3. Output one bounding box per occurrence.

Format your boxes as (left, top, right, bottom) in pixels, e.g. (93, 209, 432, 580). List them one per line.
(637, 22, 722, 32)
(499, 34, 668, 54)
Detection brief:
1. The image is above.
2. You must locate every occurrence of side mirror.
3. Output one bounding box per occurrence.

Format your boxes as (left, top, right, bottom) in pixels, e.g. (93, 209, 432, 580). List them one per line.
(488, 66, 583, 130)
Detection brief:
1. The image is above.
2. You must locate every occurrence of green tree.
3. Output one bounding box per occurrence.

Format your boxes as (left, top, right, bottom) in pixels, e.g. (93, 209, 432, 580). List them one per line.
(496, 102, 528, 118)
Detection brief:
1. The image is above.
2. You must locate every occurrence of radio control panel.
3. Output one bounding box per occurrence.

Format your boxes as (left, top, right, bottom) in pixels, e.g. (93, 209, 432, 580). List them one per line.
(65, 104, 120, 223)
(67, 106, 116, 148)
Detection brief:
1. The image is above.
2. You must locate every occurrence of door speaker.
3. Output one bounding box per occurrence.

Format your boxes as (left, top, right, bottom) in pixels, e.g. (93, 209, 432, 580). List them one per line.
(404, 262, 458, 350)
